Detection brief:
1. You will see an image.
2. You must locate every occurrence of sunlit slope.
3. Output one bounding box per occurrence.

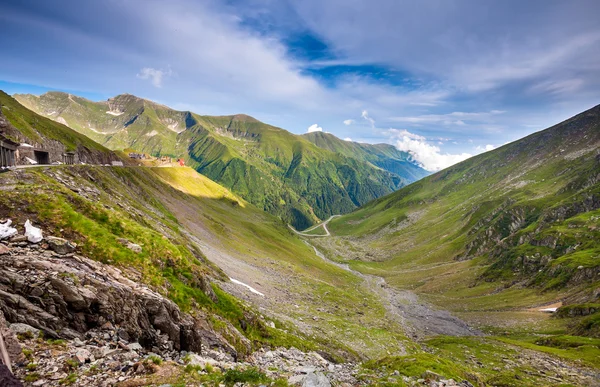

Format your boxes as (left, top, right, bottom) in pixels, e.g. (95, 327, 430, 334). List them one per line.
(16, 92, 407, 229)
(143, 166, 411, 358)
(323, 104, 600, 310)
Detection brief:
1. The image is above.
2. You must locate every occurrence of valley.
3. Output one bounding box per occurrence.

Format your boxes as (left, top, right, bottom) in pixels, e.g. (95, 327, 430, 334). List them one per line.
(0, 90, 599, 386)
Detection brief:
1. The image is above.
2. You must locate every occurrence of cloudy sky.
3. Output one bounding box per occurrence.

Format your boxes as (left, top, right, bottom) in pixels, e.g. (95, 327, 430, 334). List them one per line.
(1, 0, 599, 170)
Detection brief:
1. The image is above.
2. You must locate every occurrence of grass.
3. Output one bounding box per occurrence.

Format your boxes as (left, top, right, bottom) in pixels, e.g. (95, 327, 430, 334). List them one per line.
(13, 90, 425, 229)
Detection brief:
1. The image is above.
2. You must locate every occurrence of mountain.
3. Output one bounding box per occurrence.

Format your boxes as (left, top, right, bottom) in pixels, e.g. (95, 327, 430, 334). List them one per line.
(15, 92, 425, 229)
(317, 103, 600, 326)
(303, 131, 429, 182)
(0, 91, 119, 165)
(2, 92, 600, 386)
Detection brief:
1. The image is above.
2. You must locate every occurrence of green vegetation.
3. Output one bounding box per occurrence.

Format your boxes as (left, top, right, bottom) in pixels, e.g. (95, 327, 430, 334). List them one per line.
(23, 373, 41, 382)
(223, 367, 268, 385)
(147, 355, 163, 365)
(0, 91, 113, 156)
(59, 372, 78, 385)
(15, 91, 428, 228)
(317, 104, 600, 324)
(304, 130, 429, 182)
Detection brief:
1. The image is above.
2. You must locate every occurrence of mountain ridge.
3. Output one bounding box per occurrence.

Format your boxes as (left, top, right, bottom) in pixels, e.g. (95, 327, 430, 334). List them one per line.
(15, 91, 428, 228)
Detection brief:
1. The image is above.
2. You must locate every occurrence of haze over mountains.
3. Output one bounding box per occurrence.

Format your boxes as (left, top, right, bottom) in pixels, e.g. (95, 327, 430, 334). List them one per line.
(16, 92, 428, 229)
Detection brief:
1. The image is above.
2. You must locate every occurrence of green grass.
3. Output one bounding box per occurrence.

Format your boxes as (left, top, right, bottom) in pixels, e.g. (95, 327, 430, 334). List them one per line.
(14, 90, 428, 229)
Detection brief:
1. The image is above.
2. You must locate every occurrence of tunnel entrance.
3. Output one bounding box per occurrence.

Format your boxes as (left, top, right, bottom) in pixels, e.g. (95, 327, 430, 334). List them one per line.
(34, 150, 50, 165)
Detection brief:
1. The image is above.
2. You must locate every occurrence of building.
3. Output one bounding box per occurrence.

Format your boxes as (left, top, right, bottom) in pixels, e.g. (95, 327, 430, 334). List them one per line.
(0, 135, 18, 169)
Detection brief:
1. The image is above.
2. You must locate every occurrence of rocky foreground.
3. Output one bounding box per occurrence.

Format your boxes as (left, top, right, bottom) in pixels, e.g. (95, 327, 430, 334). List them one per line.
(0, 230, 479, 386)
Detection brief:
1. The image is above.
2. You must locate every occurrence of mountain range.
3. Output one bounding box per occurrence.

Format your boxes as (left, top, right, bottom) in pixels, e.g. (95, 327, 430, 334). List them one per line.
(15, 92, 428, 229)
(1, 90, 599, 386)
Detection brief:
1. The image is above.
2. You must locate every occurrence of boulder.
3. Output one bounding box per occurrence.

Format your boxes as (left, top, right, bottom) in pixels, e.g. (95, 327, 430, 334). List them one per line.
(46, 236, 76, 255)
(8, 323, 40, 338)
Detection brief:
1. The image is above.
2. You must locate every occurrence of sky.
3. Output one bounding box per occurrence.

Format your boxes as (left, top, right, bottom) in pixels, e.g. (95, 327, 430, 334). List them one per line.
(1, 0, 599, 171)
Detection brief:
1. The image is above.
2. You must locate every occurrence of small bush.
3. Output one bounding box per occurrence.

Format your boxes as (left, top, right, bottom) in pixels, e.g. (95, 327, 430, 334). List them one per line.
(223, 367, 268, 385)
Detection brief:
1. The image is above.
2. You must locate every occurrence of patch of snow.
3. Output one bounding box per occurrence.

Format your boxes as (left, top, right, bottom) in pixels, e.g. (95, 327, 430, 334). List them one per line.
(56, 117, 68, 126)
(45, 110, 57, 116)
(106, 110, 124, 116)
(230, 278, 264, 297)
(25, 157, 38, 165)
(539, 307, 558, 313)
(145, 130, 159, 137)
(20, 143, 34, 148)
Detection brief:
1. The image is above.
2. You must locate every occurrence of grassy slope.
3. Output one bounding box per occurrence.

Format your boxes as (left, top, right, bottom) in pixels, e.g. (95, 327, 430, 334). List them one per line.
(0, 165, 411, 360)
(15, 92, 407, 229)
(303, 131, 430, 182)
(315, 104, 600, 333)
(0, 91, 113, 156)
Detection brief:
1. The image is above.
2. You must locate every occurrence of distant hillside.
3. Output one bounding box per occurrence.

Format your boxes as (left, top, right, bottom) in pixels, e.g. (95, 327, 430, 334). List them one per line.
(0, 91, 118, 165)
(303, 131, 429, 182)
(16, 92, 418, 228)
(318, 104, 600, 314)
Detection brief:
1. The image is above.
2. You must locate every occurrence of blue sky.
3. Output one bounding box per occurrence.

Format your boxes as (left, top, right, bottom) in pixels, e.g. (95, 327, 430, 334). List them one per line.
(1, 0, 599, 170)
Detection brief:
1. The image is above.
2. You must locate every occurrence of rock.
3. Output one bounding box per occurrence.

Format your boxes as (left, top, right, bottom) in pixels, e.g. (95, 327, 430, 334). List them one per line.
(46, 236, 76, 255)
(9, 235, 27, 243)
(289, 374, 306, 385)
(0, 364, 22, 387)
(0, 244, 10, 255)
(422, 370, 442, 381)
(50, 277, 88, 310)
(74, 348, 92, 364)
(127, 342, 143, 351)
(0, 311, 23, 365)
(302, 372, 331, 387)
(126, 243, 142, 253)
(9, 323, 40, 337)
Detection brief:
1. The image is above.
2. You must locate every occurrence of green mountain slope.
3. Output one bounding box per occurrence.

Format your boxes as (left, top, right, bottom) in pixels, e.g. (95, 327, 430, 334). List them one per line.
(317, 104, 600, 326)
(0, 91, 118, 164)
(303, 131, 429, 182)
(15, 92, 414, 228)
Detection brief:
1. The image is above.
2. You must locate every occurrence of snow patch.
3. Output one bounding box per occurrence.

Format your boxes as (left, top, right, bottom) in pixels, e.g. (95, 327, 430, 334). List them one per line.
(539, 307, 558, 313)
(230, 278, 264, 296)
(106, 110, 124, 116)
(56, 117, 68, 126)
(145, 130, 159, 137)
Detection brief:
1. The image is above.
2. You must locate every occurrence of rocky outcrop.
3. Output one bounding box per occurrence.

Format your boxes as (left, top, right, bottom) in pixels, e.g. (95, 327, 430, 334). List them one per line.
(0, 243, 238, 358)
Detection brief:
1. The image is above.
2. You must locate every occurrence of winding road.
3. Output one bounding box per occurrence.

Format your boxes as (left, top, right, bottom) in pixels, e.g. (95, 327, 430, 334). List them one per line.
(288, 215, 340, 237)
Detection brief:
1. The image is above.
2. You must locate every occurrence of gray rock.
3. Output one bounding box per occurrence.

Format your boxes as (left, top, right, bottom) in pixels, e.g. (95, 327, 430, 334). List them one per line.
(126, 243, 142, 253)
(127, 342, 143, 351)
(46, 236, 76, 255)
(9, 323, 40, 337)
(74, 348, 92, 364)
(302, 372, 331, 387)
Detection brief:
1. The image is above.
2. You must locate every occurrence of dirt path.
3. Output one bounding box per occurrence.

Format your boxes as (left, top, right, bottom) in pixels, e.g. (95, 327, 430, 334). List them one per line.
(305, 242, 480, 340)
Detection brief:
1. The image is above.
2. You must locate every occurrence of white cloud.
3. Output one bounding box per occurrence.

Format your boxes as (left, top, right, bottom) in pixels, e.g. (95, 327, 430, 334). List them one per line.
(387, 129, 472, 171)
(343, 119, 354, 125)
(344, 137, 352, 141)
(136, 67, 172, 88)
(475, 144, 496, 152)
(307, 124, 323, 132)
(361, 110, 375, 127)
(389, 110, 505, 126)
